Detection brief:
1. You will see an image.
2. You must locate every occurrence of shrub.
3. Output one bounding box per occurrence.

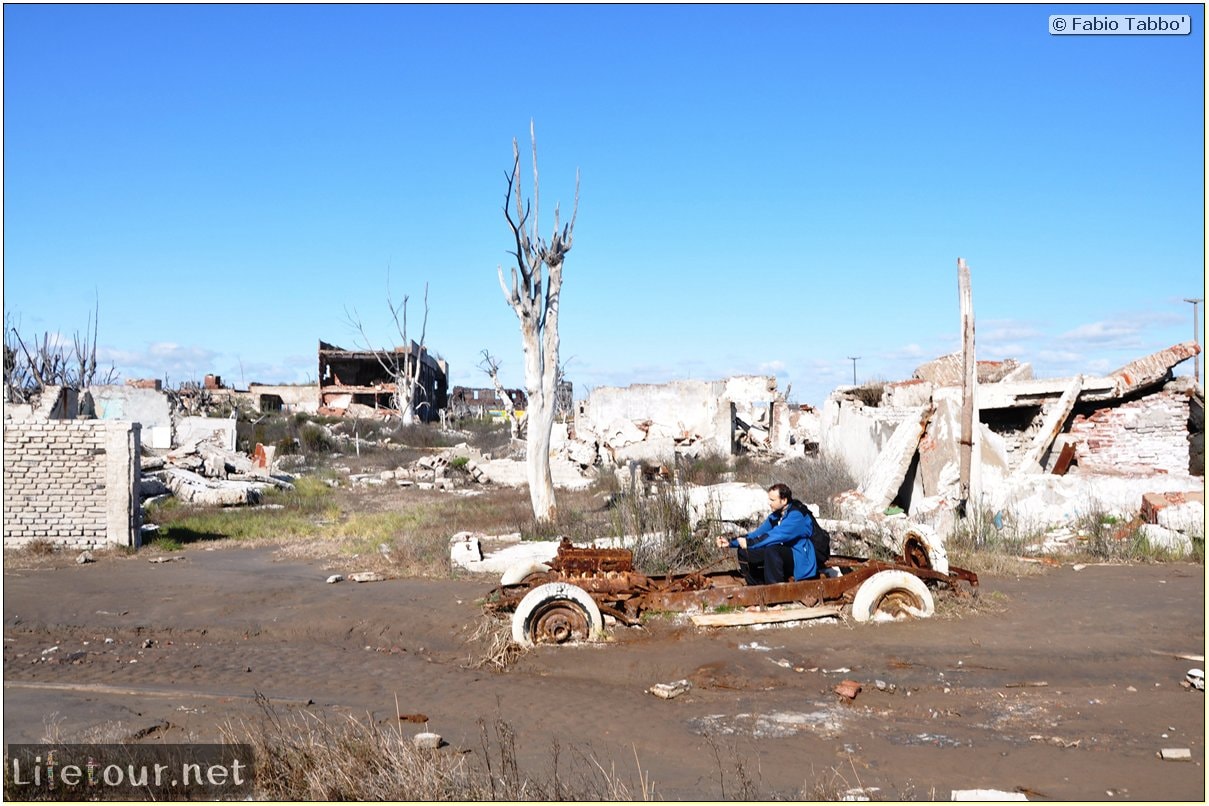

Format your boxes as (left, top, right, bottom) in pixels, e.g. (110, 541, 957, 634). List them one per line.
(299, 424, 334, 454)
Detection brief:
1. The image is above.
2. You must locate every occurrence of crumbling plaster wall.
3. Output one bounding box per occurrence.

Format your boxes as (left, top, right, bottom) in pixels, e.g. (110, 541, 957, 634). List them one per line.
(3, 419, 142, 549)
(819, 398, 923, 482)
(248, 384, 320, 414)
(1067, 384, 1195, 475)
(576, 376, 777, 460)
(89, 385, 173, 449)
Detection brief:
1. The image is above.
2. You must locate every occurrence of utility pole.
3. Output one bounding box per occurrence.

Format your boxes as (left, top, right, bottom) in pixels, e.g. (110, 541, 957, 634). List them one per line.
(1184, 297, 1203, 384)
(847, 356, 860, 386)
(957, 258, 976, 521)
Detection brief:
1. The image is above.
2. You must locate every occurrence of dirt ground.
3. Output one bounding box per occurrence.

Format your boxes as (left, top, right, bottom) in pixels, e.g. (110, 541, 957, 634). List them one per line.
(3, 545, 1205, 801)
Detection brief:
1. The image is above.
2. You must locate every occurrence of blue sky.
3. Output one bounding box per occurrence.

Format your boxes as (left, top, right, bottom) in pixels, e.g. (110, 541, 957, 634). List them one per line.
(4, 3, 1204, 407)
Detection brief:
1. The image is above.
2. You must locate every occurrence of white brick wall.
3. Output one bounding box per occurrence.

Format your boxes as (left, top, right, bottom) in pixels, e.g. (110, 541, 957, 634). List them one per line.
(3, 419, 141, 549)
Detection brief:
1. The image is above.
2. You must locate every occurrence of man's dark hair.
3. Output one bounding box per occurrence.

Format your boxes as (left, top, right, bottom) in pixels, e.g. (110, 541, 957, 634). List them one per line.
(768, 482, 793, 502)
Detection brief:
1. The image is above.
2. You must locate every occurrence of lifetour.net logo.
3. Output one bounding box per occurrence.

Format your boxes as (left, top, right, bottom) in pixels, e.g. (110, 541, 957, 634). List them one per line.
(5, 744, 254, 800)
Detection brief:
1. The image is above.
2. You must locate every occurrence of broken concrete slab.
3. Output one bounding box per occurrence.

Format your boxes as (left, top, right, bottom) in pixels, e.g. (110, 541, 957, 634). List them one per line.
(685, 482, 768, 529)
(1013, 375, 1083, 476)
(161, 467, 263, 507)
(176, 416, 237, 452)
(1138, 524, 1194, 554)
(857, 406, 931, 511)
(1111, 341, 1200, 396)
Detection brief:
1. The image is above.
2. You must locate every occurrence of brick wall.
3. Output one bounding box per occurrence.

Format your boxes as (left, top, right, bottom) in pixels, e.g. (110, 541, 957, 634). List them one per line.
(1068, 389, 1192, 475)
(3, 419, 141, 549)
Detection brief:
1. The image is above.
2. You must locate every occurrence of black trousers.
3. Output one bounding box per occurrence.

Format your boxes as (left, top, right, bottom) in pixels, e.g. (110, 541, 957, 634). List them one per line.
(737, 544, 795, 585)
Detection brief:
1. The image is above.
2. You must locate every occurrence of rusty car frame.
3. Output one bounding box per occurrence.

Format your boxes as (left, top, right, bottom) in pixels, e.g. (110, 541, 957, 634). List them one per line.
(485, 538, 980, 646)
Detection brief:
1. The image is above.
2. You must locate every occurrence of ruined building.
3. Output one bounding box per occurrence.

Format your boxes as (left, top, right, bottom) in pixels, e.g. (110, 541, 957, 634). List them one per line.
(318, 340, 448, 421)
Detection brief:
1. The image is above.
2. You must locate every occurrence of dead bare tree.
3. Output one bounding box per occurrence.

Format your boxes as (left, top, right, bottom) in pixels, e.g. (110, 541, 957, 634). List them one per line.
(478, 349, 526, 439)
(4, 302, 118, 404)
(346, 278, 431, 426)
(498, 122, 579, 523)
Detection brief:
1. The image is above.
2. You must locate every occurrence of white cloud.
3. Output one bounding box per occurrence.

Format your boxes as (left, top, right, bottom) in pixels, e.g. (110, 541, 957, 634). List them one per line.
(882, 343, 925, 360)
(1037, 349, 1085, 363)
(96, 342, 221, 383)
(1060, 321, 1142, 344)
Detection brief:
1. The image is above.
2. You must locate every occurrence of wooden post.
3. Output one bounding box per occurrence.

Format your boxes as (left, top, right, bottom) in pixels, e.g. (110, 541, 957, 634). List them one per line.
(958, 258, 975, 518)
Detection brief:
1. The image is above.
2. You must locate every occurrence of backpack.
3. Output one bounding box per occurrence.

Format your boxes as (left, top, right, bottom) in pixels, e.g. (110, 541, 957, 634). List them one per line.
(787, 499, 830, 567)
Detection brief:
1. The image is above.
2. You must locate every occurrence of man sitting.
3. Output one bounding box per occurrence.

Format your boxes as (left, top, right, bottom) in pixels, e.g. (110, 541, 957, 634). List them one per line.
(715, 483, 817, 584)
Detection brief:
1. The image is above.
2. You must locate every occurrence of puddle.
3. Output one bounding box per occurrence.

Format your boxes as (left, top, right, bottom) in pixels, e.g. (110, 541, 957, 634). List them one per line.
(688, 707, 846, 739)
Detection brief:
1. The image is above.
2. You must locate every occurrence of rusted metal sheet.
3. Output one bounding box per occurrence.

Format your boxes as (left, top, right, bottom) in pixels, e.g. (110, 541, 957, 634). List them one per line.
(549, 539, 633, 575)
(1051, 442, 1076, 475)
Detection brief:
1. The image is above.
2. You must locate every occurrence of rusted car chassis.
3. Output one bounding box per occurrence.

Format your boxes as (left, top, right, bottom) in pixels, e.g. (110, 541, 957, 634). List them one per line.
(485, 539, 979, 646)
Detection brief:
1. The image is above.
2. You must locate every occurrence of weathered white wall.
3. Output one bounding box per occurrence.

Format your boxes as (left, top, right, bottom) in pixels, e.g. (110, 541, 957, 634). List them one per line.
(248, 383, 319, 414)
(176, 416, 237, 451)
(90, 385, 173, 449)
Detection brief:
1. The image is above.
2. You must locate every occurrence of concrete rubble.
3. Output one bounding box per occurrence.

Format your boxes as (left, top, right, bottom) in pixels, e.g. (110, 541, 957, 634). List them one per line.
(141, 436, 295, 509)
(820, 342, 1204, 556)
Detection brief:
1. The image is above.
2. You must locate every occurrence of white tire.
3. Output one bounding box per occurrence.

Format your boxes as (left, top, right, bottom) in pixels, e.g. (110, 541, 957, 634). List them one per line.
(499, 561, 552, 586)
(510, 582, 604, 647)
(851, 570, 935, 623)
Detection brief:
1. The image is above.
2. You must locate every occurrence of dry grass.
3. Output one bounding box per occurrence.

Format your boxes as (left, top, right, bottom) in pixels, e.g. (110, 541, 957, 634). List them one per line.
(462, 613, 527, 672)
(221, 694, 655, 801)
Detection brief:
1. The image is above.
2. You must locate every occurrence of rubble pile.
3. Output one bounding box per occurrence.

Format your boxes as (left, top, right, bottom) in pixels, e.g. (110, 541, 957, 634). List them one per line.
(141, 438, 294, 508)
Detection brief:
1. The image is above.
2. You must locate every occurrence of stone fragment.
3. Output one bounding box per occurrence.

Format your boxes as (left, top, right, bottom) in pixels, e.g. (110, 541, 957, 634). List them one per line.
(648, 679, 691, 700)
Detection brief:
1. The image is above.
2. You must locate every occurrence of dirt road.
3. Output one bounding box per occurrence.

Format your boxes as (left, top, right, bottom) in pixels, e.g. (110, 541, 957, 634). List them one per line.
(4, 547, 1204, 800)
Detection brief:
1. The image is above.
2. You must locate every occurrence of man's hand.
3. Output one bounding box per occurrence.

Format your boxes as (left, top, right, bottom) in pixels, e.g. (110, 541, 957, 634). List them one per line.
(714, 535, 729, 549)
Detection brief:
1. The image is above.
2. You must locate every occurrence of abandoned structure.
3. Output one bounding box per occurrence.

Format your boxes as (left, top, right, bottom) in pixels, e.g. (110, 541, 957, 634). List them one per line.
(821, 341, 1204, 542)
(318, 339, 448, 420)
(450, 385, 528, 419)
(567, 375, 805, 464)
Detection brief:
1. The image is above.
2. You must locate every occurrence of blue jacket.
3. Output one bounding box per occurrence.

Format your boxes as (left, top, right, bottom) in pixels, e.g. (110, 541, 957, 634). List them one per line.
(729, 505, 817, 581)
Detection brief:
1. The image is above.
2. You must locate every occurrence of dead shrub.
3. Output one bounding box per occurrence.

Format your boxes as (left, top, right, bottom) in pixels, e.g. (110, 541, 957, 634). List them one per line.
(755, 454, 857, 518)
(850, 379, 886, 407)
(462, 614, 526, 672)
(22, 538, 57, 556)
(223, 694, 652, 801)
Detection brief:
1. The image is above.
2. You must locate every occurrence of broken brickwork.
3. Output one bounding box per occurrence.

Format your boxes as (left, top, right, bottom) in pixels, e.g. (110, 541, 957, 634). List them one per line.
(1068, 386, 1196, 475)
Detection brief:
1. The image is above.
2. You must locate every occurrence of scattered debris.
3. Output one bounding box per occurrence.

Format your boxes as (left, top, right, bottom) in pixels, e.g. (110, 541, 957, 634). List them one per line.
(413, 732, 443, 750)
(648, 680, 692, 700)
(399, 713, 429, 723)
(75, 551, 95, 564)
(1028, 735, 1080, 748)
(1150, 649, 1205, 662)
(1159, 748, 1192, 762)
(834, 680, 862, 701)
(874, 679, 897, 693)
(1185, 669, 1204, 691)
(691, 605, 842, 628)
(1004, 681, 1048, 688)
(325, 574, 344, 584)
(148, 556, 185, 564)
(842, 787, 881, 801)
(951, 789, 1028, 801)
(349, 571, 386, 583)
